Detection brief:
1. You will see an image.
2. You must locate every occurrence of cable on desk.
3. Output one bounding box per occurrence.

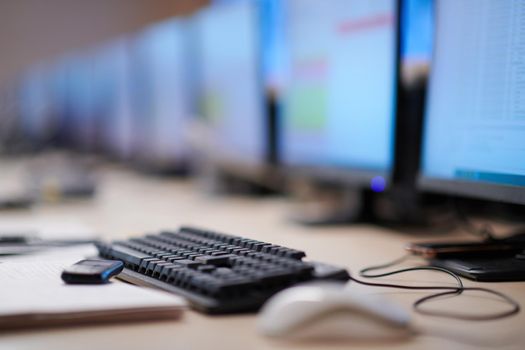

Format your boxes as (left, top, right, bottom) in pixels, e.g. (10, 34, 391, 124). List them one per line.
(349, 254, 520, 321)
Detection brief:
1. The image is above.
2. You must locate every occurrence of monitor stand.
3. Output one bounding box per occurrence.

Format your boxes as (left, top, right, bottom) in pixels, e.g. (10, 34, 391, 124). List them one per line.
(287, 179, 371, 225)
(372, 186, 437, 227)
(199, 165, 277, 196)
(134, 160, 190, 177)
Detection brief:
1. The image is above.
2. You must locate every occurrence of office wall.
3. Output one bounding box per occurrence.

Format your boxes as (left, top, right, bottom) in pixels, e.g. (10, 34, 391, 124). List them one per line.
(0, 0, 208, 85)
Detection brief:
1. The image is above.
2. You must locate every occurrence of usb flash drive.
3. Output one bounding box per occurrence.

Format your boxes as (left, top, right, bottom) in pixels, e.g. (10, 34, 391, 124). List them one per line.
(61, 259, 124, 284)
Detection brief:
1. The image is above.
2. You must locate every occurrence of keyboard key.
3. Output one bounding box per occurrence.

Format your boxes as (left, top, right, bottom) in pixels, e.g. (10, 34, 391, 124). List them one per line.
(195, 255, 233, 266)
(109, 245, 149, 267)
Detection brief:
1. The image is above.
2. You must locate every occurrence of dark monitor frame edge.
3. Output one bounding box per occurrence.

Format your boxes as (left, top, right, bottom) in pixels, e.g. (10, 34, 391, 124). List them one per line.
(283, 165, 391, 191)
(210, 158, 283, 189)
(419, 175, 525, 206)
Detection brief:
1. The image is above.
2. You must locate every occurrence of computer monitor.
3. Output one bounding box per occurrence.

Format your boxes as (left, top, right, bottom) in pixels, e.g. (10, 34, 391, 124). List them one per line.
(279, 0, 399, 191)
(420, 0, 525, 205)
(44, 61, 73, 149)
(17, 67, 57, 150)
(62, 56, 103, 152)
(131, 18, 195, 173)
(196, 0, 273, 180)
(96, 39, 137, 161)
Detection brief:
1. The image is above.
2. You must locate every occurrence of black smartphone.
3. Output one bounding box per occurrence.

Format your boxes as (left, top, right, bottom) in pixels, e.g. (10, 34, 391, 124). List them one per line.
(405, 241, 524, 259)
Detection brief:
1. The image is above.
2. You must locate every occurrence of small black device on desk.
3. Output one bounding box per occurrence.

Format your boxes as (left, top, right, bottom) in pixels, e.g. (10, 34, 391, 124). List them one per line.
(0, 194, 33, 210)
(406, 235, 525, 259)
(96, 226, 350, 314)
(408, 234, 525, 282)
(430, 254, 525, 282)
(61, 259, 124, 284)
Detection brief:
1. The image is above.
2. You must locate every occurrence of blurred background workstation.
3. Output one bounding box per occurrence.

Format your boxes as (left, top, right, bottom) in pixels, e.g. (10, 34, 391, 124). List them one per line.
(1, 0, 525, 349)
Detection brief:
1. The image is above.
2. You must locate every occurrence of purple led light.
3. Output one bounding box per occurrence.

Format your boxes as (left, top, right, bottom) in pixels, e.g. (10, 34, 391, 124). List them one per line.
(370, 176, 386, 192)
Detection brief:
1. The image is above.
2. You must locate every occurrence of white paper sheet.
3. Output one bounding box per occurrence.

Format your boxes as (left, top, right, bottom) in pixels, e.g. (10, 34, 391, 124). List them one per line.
(0, 250, 186, 317)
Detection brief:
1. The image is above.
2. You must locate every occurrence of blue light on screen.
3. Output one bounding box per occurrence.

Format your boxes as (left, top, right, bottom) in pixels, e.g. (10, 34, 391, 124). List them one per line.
(370, 176, 387, 192)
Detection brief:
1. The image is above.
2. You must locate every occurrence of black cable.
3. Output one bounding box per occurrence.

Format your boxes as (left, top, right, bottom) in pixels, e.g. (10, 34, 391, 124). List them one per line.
(350, 254, 520, 321)
(359, 253, 412, 276)
(413, 287, 520, 321)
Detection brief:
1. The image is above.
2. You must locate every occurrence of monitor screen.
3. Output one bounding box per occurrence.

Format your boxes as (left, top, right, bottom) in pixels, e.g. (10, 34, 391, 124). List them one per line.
(197, 0, 267, 168)
(98, 40, 136, 160)
(132, 19, 195, 167)
(63, 56, 101, 151)
(420, 0, 525, 204)
(18, 64, 71, 149)
(279, 0, 398, 187)
(18, 68, 53, 145)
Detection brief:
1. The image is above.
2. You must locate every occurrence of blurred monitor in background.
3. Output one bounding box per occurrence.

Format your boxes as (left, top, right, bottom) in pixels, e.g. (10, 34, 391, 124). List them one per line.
(420, 0, 525, 205)
(0, 84, 23, 154)
(95, 39, 137, 162)
(17, 55, 106, 154)
(46, 62, 73, 149)
(279, 0, 399, 223)
(131, 18, 197, 174)
(280, 0, 398, 188)
(195, 0, 277, 185)
(88, 49, 124, 155)
(17, 67, 58, 151)
(13, 58, 102, 201)
(60, 56, 100, 152)
(49, 50, 114, 155)
(0, 1, 210, 159)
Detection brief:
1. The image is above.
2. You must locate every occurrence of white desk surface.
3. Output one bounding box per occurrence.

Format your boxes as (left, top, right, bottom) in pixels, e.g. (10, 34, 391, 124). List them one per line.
(1, 163, 525, 350)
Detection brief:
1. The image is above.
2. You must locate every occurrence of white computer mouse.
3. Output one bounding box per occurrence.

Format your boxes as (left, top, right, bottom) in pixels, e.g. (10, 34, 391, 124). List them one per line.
(257, 283, 413, 341)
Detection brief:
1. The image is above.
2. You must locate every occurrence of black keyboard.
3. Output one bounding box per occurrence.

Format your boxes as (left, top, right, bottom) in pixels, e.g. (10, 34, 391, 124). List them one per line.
(96, 226, 349, 313)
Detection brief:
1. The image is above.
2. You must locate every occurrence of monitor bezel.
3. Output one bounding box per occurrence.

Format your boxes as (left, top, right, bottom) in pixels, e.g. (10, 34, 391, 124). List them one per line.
(417, 2, 525, 206)
(419, 177, 525, 205)
(279, 0, 402, 190)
